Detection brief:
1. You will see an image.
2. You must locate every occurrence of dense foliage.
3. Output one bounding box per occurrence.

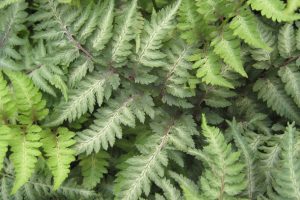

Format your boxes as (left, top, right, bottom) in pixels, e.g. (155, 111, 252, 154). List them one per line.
(1, 0, 300, 199)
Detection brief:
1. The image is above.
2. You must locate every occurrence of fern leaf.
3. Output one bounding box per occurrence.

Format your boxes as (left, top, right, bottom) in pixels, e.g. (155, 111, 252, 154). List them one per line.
(4, 70, 48, 124)
(115, 135, 169, 200)
(161, 40, 195, 100)
(1, 168, 98, 199)
(297, 27, 300, 51)
(230, 8, 271, 50)
(41, 128, 76, 190)
(200, 115, 246, 199)
(259, 135, 282, 188)
(271, 123, 300, 199)
(279, 66, 300, 108)
(248, 0, 300, 22)
(0, 126, 11, 171)
(211, 30, 247, 77)
(27, 40, 68, 99)
(135, 0, 181, 68)
(278, 23, 296, 58)
(114, 114, 197, 200)
(91, 0, 114, 51)
(77, 2, 103, 42)
(253, 77, 300, 124)
(196, 52, 234, 88)
(177, 0, 201, 44)
(44, 70, 120, 127)
(155, 178, 182, 200)
(203, 86, 236, 108)
(79, 152, 109, 189)
(228, 119, 262, 199)
(75, 91, 154, 154)
(169, 171, 201, 200)
(10, 125, 42, 194)
(0, 176, 12, 200)
(68, 58, 94, 88)
(0, 2, 27, 69)
(111, 0, 139, 66)
(286, 0, 300, 13)
(0, 0, 21, 9)
(0, 71, 16, 124)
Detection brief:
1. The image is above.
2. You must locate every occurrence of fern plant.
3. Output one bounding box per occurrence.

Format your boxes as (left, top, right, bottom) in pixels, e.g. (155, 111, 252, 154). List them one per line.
(1, 0, 300, 199)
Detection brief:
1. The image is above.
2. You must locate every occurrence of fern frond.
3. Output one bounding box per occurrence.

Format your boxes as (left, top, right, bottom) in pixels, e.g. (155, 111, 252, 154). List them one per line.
(278, 23, 296, 58)
(160, 40, 195, 104)
(177, 0, 201, 44)
(250, 23, 276, 62)
(253, 77, 300, 124)
(297, 26, 300, 51)
(91, 0, 114, 51)
(211, 30, 247, 77)
(45, 70, 120, 127)
(0, 71, 16, 124)
(68, 58, 94, 88)
(196, 52, 234, 88)
(259, 135, 283, 187)
(199, 115, 246, 199)
(0, 126, 11, 171)
(110, 0, 139, 66)
(1, 170, 98, 199)
(169, 171, 201, 200)
(134, 0, 181, 68)
(114, 113, 197, 200)
(228, 119, 262, 199)
(279, 65, 300, 108)
(30, 64, 68, 100)
(75, 91, 154, 154)
(195, 0, 217, 21)
(0, 176, 12, 200)
(0, 2, 27, 69)
(203, 86, 236, 108)
(41, 128, 76, 190)
(230, 8, 271, 50)
(10, 125, 42, 194)
(286, 0, 300, 13)
(248, 0, 300, 22)
(4, 70, 48, 124)
(79, 151, 109, 189)
(155, 178, 182, 200)
(114, 134, 169, 200)
(271, 123, 300, 199)
(0, 0, 22, 9)
(27, 40, 68, 99)
(30, 0, 111, 84)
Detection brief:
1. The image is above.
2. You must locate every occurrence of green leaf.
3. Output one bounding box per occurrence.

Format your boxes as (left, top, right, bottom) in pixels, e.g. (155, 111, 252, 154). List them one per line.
(134, 0, 181, 68)
(44, 70, 120, 127)
(278, 23, 296, 58)
(199, 115, 246, 199)
(211, 30, 247, 77)
(0, 71, 16, 124)
(41, 128, 76, 190)
(4, 70, 48, 124)
(196, 52, 234, 88)
(249, 0, 300, 22)
(75, 92, 154, 154)
(271, 123, 300, 199)
(169, 171, 201, 200)
(253, 78, 300, 124)
(230, 8, 271, 50)
(79, 152, 109, 189)
(278, 66, 300, 108)
(0, 126, 12, 171)
(10, 125, 42, 194)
